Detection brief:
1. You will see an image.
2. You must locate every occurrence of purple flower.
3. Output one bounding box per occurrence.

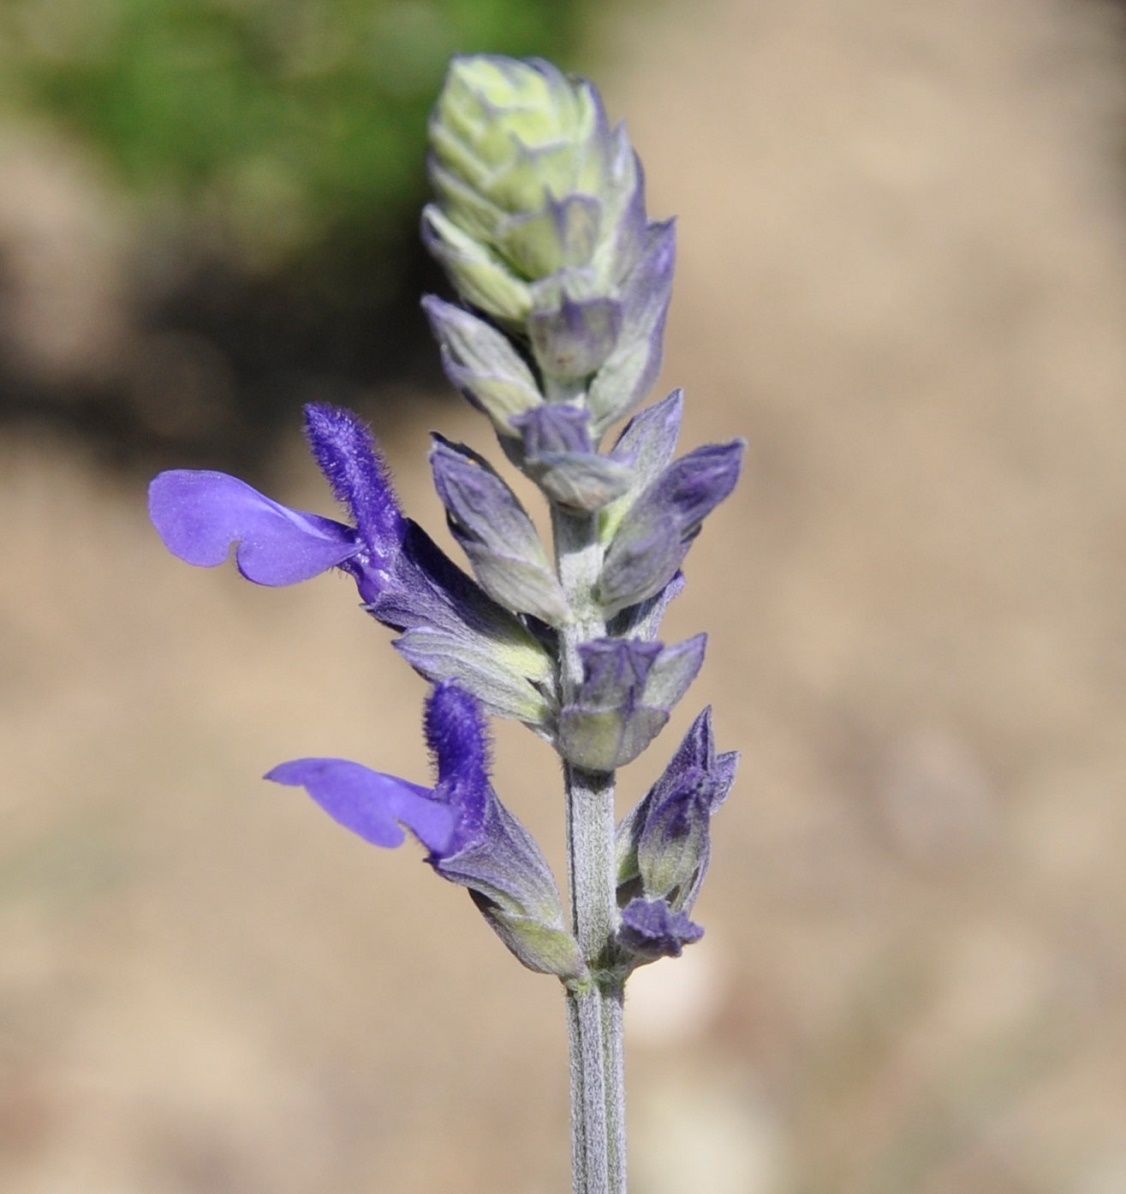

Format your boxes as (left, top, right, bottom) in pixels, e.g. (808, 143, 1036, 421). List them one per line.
(265, 758, 455, 853)
(149, 403, 555, 724)
(148, 403, 406, 601)
(268, 683, 584, 979)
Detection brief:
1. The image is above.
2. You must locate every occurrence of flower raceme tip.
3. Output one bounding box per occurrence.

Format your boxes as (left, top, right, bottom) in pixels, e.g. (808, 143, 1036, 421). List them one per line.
(425, 54, 673, 429)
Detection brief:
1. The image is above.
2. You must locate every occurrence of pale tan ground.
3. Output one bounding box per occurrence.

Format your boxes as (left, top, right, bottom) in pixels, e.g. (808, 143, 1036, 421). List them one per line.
(3, 1, 1126, 1192)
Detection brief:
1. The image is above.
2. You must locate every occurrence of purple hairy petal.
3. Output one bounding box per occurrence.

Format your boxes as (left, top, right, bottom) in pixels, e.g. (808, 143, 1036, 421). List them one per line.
(424, 679, 492, 855)
(421, 683, 555, 905)
(303, 403, 406, 562)
(266, 758, 454, 854)
(149, 470, 359, 586)
(597, 438, 745, 618)
(618, 897, 703, 961)
(422, 684, 585, 978)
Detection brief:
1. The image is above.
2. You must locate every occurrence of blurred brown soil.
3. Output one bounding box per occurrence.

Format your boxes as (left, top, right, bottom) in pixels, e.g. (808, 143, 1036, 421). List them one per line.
(3, 1, 1126, 1192)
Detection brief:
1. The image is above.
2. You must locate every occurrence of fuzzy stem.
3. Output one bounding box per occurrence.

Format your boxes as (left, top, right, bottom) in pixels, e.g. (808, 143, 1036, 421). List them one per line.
(554, 506, 627, 1194)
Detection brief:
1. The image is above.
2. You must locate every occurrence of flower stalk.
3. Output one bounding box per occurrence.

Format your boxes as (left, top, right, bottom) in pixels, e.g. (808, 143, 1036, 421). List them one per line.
(147, 52, 744, 1194)
(555, 504, 625, 1194)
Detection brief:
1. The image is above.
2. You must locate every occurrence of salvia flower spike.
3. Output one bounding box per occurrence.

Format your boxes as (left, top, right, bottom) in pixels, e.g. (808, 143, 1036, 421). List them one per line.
(149, 54, 745, 1194)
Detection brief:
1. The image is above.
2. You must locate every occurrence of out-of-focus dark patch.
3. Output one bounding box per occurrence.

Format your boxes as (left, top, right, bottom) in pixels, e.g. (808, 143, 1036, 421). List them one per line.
(0, 217, 452, 478)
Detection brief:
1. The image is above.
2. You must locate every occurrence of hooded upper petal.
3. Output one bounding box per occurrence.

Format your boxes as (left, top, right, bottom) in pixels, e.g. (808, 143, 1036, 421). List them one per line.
(303, 404, 406, 563)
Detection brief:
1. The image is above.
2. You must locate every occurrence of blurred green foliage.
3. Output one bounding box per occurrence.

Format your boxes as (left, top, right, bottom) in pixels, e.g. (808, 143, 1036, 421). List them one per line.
(0, 0, 593, 266)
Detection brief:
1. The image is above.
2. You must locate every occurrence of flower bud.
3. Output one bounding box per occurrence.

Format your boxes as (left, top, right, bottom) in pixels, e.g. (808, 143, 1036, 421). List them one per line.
(557, 635, 706, 771)
(615, 708, 739, 914)
(422, 297, 542, 435)
(597, 439, 745, 618)
(429, 435, 569, 625)
(509, 405, 633, 512)
(427, 56, 622, 280)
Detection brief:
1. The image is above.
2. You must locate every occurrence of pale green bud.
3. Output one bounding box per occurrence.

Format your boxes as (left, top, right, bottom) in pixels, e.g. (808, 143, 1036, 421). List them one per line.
(424, 55, 647, 333)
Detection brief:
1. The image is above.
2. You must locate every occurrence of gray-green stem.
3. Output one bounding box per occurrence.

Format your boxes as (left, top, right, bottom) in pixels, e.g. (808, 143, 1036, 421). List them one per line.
(554, 505, 627, 1194)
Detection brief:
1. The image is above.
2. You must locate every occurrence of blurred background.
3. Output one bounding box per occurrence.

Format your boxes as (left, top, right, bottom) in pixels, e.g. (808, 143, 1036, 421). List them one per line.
(3, 0, 1126, 1191)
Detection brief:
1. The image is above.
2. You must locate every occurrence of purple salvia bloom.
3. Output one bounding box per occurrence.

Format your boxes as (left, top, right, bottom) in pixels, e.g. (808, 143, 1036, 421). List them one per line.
(557, 635, 707, 771)
(597, 438, 745, 618)
(421, 684, 561, 914)
(266, 758, 454, 853)
(267, 683, 584, 979)
(149, 403, 403, 598)
(149, 403, 554, 724)
(618, 897, 703, 961)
